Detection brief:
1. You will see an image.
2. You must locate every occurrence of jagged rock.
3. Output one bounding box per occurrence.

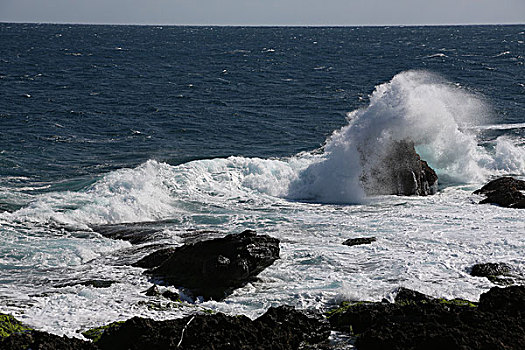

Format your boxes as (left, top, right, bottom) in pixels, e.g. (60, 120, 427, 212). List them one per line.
(55, 280, 116, 288)
(393, 287, 433, 304)
(474, 177, 525, 208)
(470, 262, 516, 285)
(342, 237, 376, 246)
(478, 285, 525, 316)
(328, 286, 524, 350)
(144, 285, 181, 302)
(362, 140, 438, 196)
(91, 223, 163, 244)
(471, 262, 512, 277)
(132, 247, 177, 269)
(92, 306, 329, 350)
(148, 230, 280, 301)
(0, 330, 97, 350)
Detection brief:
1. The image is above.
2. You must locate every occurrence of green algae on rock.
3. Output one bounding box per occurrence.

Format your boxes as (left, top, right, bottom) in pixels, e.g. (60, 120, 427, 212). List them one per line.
(0, 314, 33, 338)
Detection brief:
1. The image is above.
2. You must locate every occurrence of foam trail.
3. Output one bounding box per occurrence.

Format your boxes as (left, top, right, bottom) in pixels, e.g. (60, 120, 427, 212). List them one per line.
(3, 71, 524, 224)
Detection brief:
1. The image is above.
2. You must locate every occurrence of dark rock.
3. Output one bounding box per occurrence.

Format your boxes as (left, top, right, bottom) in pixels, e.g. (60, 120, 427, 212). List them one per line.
(80, 280, 115, 288)
(132, 247, 177, 269)
(144, 285, 180, 302)
(342, 237, 376, 246)
(328, 286, 525, 350)
(474, 176, 525, 208)
(144, 285, 161, 297)
(362, 140, 438, 196)
(161, 290, 181, 302)
(94, 306, 329, 350)
(0, 330, 97, 350)
(92, 223, 163, 244)
(254, 306, 330, 348)
(54, 280, 116, 289)
(148, 230, 280, 301)
(470, 262, 512, 277)
(91, 220, 182, 244)
(479, 285, 525, 316)
(394, 287, 433, 304)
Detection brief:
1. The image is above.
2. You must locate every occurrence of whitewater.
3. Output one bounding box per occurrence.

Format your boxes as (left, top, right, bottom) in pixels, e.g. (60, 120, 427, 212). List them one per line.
(1, 70, 524, 337)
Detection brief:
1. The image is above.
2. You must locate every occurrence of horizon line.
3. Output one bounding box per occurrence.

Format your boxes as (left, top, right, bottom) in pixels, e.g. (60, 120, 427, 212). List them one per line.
(1, 20, 524, 27)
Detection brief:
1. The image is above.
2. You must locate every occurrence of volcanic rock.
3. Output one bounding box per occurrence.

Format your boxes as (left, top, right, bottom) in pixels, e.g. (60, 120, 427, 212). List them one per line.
(474, 176, 525, 208)
(0, 330, 97, 350)
(470, 262, 515, 285)
(328, 286, 525, 350)
(92, 306, 329, 350)
(147, 230, 280, 301)
(132, 247, 177, 269)
(342, 237, 377, 246)
(362, 140, 438, 196)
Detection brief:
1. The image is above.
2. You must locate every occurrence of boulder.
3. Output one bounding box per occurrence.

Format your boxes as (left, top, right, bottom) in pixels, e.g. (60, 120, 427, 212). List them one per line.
(91, 306, 329, 350)
(474, 177, 525, 208)
(147, 230, 280, 301)
(470, 262, 515, 285)
(342, 237, 377, 246)
(362, 140, 438, 196)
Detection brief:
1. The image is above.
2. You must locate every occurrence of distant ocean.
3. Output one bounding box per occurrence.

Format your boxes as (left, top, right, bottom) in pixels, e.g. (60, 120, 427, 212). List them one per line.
(0, 23, 524, 337)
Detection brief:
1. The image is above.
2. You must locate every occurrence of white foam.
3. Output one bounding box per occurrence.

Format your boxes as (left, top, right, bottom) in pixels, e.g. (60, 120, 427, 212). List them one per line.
(288, 70, 498, 203)
(1, 71, 525, 337)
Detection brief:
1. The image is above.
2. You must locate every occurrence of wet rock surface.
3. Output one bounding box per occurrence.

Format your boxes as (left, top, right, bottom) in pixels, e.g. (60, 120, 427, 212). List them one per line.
(474, 176, 525, 208)
(132, 247, 178, 269)
(470, 262, 517, 285)
(94, 306, 328, 350)
(342, 237, 377, 246)
(147, 230, 280, 301)
(328, 286, 525, 350)
(0, 330, 98, 350)
(362, 140, 438, 196)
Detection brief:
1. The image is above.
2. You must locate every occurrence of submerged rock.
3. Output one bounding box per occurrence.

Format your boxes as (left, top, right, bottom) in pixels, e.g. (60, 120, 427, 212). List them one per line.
(342, 237, 377, 246)
(328, 286, 525, 350)
(91, 306, 329, 350)
(147, 230, 280, 301)
(361, 140, 438, 196)
(474, 176, 525, 208)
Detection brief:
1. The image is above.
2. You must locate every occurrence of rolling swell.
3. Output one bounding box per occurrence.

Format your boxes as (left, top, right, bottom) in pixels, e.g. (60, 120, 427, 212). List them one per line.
(4, 71, 525, 227)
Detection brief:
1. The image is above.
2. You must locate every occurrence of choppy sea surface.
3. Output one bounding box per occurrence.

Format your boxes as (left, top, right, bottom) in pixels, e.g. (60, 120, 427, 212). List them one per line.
(0, 24, 524, 338)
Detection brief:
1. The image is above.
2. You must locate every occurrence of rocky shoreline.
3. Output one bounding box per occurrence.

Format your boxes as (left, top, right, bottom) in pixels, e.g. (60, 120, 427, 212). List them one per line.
(1, 285, 524, 349)
(1, 177, 524, 349)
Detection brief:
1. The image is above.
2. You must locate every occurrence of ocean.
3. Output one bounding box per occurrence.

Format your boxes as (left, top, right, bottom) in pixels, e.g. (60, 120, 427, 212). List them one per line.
(0, 23, 524, 338)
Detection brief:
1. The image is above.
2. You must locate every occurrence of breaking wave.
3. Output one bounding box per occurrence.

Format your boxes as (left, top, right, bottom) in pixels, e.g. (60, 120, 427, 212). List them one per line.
(3, 71, 524, 225)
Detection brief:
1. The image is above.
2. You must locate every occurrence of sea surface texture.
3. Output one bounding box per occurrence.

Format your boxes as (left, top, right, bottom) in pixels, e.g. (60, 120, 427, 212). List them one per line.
(0, 24, 524, 337)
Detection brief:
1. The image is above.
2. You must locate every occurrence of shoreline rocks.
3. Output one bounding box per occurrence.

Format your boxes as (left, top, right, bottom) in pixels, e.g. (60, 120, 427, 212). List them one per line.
(328, 286, 525, 350)
(145, 230, 280, 301)
(1, 307, 329, 350)
(2, 286, 523, 349)
(474, 176, 525, 208)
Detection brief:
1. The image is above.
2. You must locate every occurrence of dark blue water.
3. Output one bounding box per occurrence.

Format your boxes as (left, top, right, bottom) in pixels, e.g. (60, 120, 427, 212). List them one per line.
(1, 24, 525, 337)
(1, 24, 524, 187)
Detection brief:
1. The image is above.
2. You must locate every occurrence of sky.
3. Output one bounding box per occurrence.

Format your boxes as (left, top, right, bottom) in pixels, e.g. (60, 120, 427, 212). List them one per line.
(1, 0, 524, 26)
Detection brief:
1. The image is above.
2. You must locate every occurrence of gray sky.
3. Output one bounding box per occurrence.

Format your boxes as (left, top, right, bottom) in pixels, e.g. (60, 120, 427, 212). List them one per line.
(1, 0, 524, 25)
